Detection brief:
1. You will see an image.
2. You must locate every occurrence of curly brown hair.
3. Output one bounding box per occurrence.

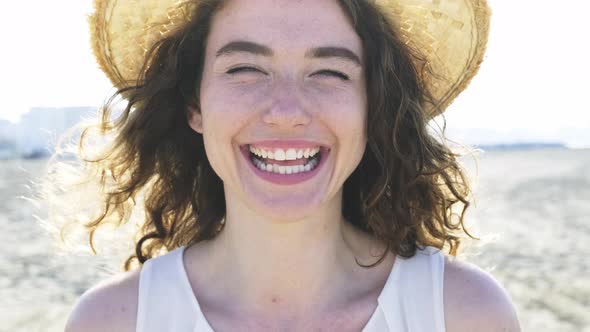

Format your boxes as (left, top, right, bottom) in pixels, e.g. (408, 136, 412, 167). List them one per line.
(40, 0, 478, 272)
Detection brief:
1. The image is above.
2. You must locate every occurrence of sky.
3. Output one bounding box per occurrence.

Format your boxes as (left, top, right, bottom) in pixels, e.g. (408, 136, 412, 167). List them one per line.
(1, 0, 589, 147)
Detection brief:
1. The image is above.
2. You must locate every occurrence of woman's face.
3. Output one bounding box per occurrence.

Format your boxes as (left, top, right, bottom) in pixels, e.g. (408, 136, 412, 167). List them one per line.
(189, 0, 367, 220)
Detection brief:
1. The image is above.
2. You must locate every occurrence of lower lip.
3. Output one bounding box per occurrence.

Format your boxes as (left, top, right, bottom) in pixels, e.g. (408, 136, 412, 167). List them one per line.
(240, 146, 330, 185)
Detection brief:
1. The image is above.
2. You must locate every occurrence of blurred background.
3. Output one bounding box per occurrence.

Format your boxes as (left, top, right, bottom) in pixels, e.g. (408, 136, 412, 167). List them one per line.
(1, 0, 589, 331)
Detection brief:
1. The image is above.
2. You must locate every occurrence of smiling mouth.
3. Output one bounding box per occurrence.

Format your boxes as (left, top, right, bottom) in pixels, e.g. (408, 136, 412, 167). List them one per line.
(246, 145, 323, 174)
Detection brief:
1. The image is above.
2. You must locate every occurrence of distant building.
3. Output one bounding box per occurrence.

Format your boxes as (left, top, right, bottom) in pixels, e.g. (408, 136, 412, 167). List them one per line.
(0, 139, 17, 159)
(0, 120, 19, 159)
(0, 107, 96, 159)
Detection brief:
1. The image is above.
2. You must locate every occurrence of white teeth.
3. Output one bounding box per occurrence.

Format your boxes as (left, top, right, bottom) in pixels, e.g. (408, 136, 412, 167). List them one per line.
(252, 158, 319, 174)
(310, 147, 320, 157)
(249, 145, 322, 161)
(274, 149, 286, 161)
(285, 148, 297, 160)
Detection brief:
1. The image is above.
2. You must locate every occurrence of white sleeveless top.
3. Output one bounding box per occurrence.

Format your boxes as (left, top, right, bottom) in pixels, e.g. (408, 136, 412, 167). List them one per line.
(136, 245, 446, 332)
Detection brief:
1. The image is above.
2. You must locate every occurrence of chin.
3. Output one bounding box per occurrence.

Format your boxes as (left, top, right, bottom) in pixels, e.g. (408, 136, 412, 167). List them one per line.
(248, 192, 328, 222)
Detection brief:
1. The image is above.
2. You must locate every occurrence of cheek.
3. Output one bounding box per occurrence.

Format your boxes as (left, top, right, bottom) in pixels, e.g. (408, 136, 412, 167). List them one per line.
(316, 91, 367, 165)
(201, 83, 260, 129)
(312, 89, 367, 140)
(199, 85, 261, 172)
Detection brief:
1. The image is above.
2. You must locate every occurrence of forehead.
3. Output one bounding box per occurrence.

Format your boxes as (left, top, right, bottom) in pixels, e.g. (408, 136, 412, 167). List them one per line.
(206, 0, 362, 58)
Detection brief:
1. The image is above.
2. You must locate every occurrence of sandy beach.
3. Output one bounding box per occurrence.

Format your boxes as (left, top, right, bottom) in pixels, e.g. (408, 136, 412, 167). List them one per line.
(2, 148, 589, 331)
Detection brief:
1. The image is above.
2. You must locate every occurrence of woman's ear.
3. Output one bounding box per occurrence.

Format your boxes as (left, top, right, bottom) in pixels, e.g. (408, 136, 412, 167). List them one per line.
(186, 104, 203, 134)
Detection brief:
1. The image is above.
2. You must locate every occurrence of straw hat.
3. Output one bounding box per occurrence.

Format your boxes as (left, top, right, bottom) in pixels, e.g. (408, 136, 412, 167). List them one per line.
(88, 0, 490, 117)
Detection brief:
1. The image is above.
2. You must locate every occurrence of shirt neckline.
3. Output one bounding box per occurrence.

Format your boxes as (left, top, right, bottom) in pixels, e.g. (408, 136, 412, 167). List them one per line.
(175, 245, 403, 331)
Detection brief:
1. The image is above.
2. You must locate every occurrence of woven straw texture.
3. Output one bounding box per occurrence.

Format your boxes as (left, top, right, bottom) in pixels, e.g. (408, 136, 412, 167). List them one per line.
(89, 0, 490, 117)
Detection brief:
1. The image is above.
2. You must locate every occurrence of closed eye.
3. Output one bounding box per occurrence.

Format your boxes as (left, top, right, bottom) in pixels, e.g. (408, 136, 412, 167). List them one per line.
(226, 66, 266, 75)
(313, 70, 349, 81)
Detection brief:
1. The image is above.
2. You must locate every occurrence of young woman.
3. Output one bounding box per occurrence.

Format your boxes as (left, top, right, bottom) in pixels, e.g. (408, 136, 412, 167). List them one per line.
(58, 0, 520, 330)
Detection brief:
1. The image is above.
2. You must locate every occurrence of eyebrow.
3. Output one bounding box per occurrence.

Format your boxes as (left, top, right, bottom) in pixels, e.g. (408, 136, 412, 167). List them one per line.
(215, 40, 362, 66)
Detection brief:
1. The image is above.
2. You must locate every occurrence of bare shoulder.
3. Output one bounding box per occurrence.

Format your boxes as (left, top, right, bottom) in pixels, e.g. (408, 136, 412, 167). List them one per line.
(443, 255, 522, 332)
(64, 268, 141, 332)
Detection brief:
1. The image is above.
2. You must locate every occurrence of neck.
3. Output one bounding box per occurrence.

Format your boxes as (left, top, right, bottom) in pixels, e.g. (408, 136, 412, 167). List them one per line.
(195, 189, 372, 319)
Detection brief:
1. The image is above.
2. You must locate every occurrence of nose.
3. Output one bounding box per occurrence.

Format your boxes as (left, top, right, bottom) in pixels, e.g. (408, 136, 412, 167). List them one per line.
(262, 80, 312, 128)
